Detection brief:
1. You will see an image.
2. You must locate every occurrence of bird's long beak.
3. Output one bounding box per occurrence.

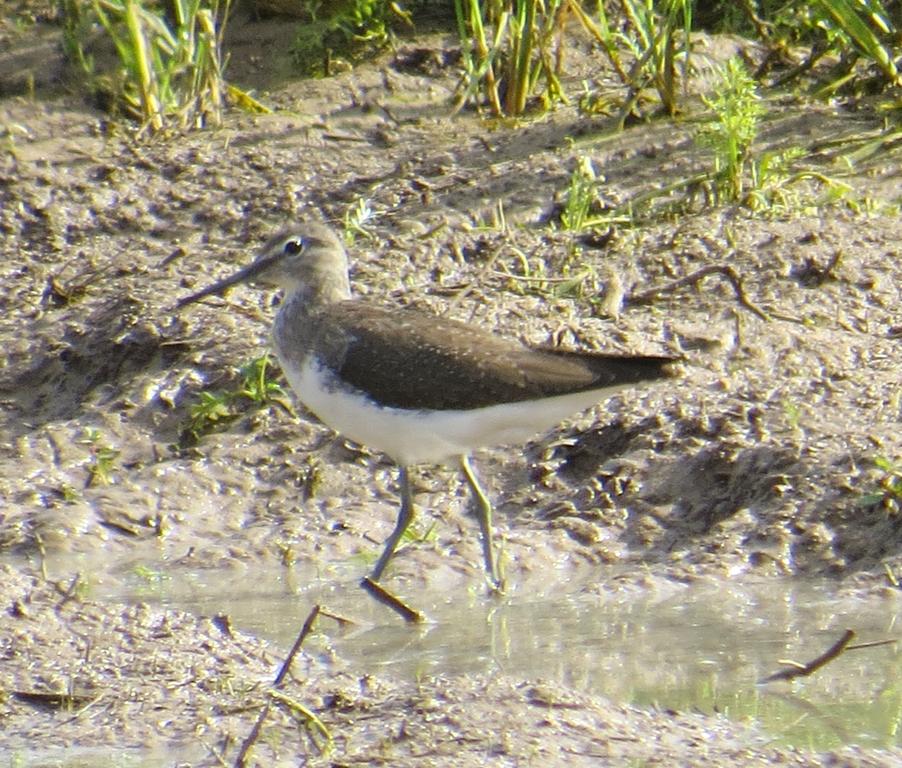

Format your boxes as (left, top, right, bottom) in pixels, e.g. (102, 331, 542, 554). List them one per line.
(176, 253, 277, 308)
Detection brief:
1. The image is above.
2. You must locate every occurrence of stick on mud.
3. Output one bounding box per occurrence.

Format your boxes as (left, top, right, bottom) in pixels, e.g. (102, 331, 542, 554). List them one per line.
(759, 629, 855, 684)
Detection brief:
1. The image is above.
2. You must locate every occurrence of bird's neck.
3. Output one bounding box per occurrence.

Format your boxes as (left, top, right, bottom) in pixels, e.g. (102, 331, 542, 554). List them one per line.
(283, 269, 350, 310)
(271, 262, 351, 369)
(271, 290, 317, 364)
(273, 274, 349, 347)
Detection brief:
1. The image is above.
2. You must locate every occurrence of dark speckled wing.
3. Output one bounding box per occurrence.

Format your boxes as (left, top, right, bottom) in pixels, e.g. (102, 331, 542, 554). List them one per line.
(309, 302, 675, 411)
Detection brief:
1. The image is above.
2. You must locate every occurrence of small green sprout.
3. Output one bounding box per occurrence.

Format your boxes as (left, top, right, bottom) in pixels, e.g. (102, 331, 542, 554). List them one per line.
(79, 428, 120, 487)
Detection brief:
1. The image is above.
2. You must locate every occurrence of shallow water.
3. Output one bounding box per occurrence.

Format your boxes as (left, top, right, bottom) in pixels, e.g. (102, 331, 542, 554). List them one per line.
(87, 558, 902, 753)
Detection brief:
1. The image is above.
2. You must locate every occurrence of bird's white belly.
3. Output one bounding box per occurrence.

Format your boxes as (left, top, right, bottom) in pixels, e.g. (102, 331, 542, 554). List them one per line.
(278, 355, 622, 467)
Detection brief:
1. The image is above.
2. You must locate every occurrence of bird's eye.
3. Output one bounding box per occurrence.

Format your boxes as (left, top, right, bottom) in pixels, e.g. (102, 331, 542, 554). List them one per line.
(283, 237, 304, 255)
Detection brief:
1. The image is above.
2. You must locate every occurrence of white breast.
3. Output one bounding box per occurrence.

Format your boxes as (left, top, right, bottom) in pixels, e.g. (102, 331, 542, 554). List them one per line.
(277, 354, 624, 467)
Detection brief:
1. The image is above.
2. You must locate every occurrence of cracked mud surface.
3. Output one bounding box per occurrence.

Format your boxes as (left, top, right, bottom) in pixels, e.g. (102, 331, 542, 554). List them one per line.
(1, 10, 900, 766)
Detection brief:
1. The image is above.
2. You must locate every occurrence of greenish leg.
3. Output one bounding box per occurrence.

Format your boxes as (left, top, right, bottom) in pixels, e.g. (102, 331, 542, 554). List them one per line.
(371, 465, 415, 582)
(460, 454, 501, 589)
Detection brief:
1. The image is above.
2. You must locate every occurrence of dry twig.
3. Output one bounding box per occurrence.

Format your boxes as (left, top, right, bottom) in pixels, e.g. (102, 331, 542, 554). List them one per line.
(759, 629, 855, 684)
(629, 264, 769, 321)
(235, 605, 326, 767)
(361, 576, 426, 623)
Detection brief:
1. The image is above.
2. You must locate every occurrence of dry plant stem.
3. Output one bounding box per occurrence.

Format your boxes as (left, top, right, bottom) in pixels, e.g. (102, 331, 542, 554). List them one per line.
(201, 739, 230, 768)
(445, 242, 505, 313)
(759, 629, 855, 684)
(317, 607, 358, 628)
(629, 264, 769, 321)
(770, 40, 829, 87)
(360, 576, 426, 623)
(274, 605, 321, 686)
(12, 690, 96, 709)
(235, 707, 270, 765)
(846, 639, 897, 651)
(123, 0, 163, 133)
(54, 573, 84, 610)
(235, 605, 322, 767)
(268, 689, 331, 749)
(491, 270, 589, 284)
(569, 1, 628, 81)
(740, 0, 773, 41)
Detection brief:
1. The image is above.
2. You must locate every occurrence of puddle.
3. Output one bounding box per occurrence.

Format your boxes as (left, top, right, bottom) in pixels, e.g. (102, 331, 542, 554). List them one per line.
(2, 745, 205, 768)
(68, 556, 902, 753)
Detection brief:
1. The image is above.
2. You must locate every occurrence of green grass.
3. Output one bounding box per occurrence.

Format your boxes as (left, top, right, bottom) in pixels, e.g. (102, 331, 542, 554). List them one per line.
(182, 354, 292, 447)
(561, 156, 599, 233)
(566, 0, 694, 125)
(719, 1, 902, 103)
(558, 47, 880, 228)
(57, 0, 901, 130)
(453, 0, 568, 116)
(609, 0, 692, 121)
(343, 197, 375, 245)
(812, 0, 900, 93)
(452, 0, 694, 119)
(696, 57, 765, 204)
(79, 428, 120, 487)
(60, 0, 232, 133)
(692, 56, 869, 213)
(450, 0, 901, 121)
(291, 0, 410, 75)
(858, 457, 902, 513)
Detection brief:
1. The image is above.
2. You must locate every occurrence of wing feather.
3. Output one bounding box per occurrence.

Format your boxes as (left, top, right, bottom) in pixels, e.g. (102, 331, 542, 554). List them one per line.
(311, 302, 672, 411)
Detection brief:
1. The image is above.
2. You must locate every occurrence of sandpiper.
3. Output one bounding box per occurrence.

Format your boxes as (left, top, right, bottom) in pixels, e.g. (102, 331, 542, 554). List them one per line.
(178, 222, 676, 588)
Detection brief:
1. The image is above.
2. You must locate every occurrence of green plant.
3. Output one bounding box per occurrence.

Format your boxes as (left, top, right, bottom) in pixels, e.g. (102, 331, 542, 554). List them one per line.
(453, 0, 568, 116)
(696, 57, 765, 203)
(79, 428, 120, 487)
(352, 516, 437, 572)
(58, 483, 80, 504)
(782, 400, 803, 432)
(814, 0, 900, 90)
(343, 198, 375, 245)
(691, 57, 863, 213)
(858, 457, 902, 513)
(291, 0, 408, 74)
(187, 389, 234, 437)
(613, 0, 692, 119)
(452, 0, 696, 120)
(182, 354, 292, 446)
(133, 564, 168, 584)
(561, 156, 600, 232)
(496, 243, 595, 303)
(558, 156, 608, 278)
(59, 0, 95, 76)
(401, 518, 437, 546)
(59, 0, 232, 133)
(728, 1, 901, 103)
(745, 146, 862, 212)
(573, 0, 692, 125)
(236, 355, 289, 405)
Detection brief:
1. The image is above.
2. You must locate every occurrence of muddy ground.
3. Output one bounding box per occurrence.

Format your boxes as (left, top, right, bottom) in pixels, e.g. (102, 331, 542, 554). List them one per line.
(1, 6, 901, 766)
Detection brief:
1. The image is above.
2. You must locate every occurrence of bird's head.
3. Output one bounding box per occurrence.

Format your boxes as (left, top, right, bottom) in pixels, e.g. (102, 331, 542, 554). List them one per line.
(177, 222, 350, 308)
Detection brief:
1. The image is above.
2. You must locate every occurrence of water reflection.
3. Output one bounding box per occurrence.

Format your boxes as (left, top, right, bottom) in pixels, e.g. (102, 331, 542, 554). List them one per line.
(102, 563, 902, 751)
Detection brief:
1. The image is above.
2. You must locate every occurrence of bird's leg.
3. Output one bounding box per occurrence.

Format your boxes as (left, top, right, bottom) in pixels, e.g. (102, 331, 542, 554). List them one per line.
(371, 465, 415, 582)
(460, 454, 503, 590)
